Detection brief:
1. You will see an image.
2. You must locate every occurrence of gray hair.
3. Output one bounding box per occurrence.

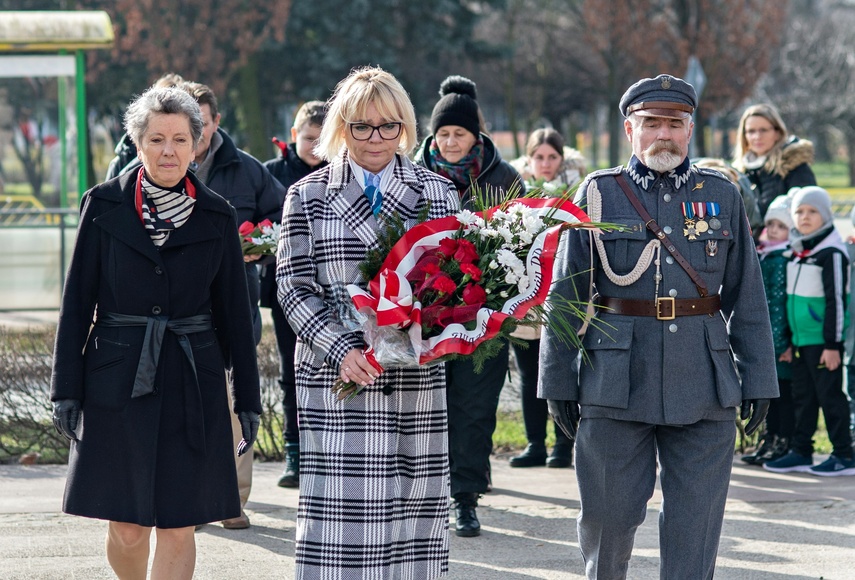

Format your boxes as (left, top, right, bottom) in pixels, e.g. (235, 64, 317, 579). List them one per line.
(124, 86, 203, 147)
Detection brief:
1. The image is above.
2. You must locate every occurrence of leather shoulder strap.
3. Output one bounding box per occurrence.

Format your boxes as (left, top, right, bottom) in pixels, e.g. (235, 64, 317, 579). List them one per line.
(614, 173, 708, 297)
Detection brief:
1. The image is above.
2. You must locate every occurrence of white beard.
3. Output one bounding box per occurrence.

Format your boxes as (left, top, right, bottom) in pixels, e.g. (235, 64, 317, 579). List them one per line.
(644, 150, 683, 173)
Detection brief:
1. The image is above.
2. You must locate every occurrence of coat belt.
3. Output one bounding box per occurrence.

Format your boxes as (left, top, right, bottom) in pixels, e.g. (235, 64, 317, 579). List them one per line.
(596, 295, 721, 320)
(95, 311, 214, 453)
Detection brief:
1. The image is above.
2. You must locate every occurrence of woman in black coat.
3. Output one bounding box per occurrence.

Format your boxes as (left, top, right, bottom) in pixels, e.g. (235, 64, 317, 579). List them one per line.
(51, 86, 261, 579)
(732, 103, 816, 219)
(414, 75, 522, 538)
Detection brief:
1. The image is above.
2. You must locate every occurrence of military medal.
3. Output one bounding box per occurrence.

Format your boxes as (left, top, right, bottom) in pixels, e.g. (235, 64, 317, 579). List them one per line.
(706, 240, 718, 257)
(694, 202, 709, 233)
(707, 202, 721, 230)
(682, 202, 698, 240)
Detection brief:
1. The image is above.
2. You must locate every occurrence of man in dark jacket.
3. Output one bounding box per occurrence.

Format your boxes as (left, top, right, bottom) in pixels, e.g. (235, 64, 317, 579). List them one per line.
(262, 100, 328, 489)
(179, 81, 285, 529)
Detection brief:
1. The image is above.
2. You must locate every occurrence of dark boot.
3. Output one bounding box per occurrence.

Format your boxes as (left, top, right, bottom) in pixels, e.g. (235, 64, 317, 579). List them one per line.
(277, 443, 300, 488)
(547, 441, 573, 468)
(741, 433, 775, 465)
(453, 493, 481, 537)
(509, 442, 547, 468)
(763, 436, 789, 463)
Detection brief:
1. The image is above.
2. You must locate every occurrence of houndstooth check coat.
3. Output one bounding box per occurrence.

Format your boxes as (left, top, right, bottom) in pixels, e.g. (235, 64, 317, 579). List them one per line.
(277, 150, 459, 580)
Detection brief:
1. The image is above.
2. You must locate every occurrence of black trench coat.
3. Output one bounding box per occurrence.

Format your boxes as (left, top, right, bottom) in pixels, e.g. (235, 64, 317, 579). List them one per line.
(50, 170, 261, 528)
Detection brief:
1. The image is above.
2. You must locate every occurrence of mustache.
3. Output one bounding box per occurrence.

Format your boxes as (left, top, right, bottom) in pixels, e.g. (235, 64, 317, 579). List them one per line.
(646, 141, 682, 157)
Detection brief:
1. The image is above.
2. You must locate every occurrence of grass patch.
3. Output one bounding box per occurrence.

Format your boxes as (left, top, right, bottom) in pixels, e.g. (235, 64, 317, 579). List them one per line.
(494, 410, 834, 455)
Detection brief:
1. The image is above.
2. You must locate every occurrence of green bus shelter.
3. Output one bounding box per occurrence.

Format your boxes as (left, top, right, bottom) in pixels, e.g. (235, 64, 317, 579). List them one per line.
(0, 10, 113, 210)
(0, 11, 112, 310)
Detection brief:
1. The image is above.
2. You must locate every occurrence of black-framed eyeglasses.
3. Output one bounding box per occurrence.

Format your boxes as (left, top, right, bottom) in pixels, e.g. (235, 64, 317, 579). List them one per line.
(348, 122, 403, 141)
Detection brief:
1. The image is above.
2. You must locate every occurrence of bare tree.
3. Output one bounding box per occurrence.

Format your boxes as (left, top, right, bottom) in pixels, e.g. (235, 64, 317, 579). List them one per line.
(758, 0, 855, 184)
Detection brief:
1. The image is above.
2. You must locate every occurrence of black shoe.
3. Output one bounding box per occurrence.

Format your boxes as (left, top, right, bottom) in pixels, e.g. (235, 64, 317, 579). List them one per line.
(741, 433, 775, 465)
(546, 442, 573, 468)
(509, 443, 547, 468)
(453, 493, 481, 537)
(277, 447, 300, 488)
(763, 436, 789, 463)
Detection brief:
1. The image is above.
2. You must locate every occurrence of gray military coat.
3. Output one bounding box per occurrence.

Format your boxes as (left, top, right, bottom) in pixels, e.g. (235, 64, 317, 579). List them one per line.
(539, 157, 778, 424)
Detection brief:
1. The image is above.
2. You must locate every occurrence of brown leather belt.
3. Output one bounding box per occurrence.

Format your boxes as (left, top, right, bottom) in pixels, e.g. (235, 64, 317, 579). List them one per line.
(597, 295, 721, 320)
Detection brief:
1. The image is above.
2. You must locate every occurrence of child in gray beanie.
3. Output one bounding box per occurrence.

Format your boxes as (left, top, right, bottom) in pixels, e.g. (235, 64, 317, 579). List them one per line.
(743, 194, 796, 465)
(764, 185, 855, 475)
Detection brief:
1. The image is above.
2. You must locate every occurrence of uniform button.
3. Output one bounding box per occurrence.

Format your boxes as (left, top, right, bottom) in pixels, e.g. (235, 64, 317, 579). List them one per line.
(151, 305, 162, 315)
(663, 193, 672, 202)
(664, 226, 672, 234)
(669, 289, 677, 297)
(669, 324, 678, 333)
(666, 256, 674, 265)
(154, 266, 163, 275)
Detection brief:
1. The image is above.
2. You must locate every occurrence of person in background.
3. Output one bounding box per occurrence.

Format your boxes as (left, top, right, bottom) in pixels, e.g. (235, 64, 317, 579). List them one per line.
(764, 186, 855, 476)
(846, 205, 855, 435)
(693, 157, 763, 236)
(540, 74, 777, 578)
(510, 127, 587, 196)
(104, 72, 185, 182)
(179, 81, 285, 529)
(507, 128, 582, 470)
(277, 66, 459, 579)
(261, 100, 328, 488)
(51, 86, 261, 579)
(732, 103, 816, 219)
(741, 195, 795, 465)
(414, 74, 522, 537)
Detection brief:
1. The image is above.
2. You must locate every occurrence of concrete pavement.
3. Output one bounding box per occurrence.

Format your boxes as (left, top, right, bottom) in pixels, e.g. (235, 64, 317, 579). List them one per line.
(1, 455, 854, 579)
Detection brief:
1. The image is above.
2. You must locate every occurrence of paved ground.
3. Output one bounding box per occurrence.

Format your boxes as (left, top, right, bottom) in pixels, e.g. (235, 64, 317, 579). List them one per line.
(1, 456, 854, 579)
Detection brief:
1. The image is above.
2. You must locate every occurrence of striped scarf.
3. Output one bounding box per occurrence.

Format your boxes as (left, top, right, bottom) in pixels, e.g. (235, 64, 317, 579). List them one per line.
(135, 167, 196, 247)
(428, 136, 483, 192)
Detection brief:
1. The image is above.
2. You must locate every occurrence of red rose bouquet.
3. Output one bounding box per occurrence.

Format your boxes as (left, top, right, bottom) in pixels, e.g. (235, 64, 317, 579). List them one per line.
(239, 219, 279, 256)
(333, 191, 601, 400)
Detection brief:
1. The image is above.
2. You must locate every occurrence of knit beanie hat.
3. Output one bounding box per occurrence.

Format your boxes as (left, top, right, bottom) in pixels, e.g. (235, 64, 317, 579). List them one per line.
(764, 195, 794, 230)
(430, 76, 480, 137)
(790, 186, 833, 226)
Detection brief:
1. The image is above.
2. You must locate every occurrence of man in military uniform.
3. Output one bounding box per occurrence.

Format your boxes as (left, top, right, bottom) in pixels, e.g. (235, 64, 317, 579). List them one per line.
(539, 75, 778, 579)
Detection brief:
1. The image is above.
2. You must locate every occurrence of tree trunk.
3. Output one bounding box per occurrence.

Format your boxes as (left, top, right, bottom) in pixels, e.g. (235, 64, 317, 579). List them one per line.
(608, 100, 621, 167)
(847, 129, 855, 187)
(234, 56, 268, 159)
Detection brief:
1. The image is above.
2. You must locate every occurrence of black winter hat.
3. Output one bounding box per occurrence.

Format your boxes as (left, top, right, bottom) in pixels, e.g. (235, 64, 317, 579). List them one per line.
(430, 75, 481, 137)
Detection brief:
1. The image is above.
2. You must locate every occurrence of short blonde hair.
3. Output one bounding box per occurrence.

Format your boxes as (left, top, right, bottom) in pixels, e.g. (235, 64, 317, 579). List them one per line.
(315, 66, 418, 161)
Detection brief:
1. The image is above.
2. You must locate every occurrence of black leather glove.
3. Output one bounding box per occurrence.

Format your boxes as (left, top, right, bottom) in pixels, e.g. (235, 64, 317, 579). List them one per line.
(740, 399, 770, 437)
(547, 399, 580, 442)
(52, 399, 81, 442)
(236, 411, 260, 457)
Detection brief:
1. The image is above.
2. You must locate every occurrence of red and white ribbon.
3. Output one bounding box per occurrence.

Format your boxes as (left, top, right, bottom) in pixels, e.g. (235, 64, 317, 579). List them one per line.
(347, 197, 589, 366)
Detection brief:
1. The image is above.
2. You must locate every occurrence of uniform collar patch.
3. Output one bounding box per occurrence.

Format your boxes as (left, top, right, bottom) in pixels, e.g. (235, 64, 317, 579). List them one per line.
(627, 155, 692, 190)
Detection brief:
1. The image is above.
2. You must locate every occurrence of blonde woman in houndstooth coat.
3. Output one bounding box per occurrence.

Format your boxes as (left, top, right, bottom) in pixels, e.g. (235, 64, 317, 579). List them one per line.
(276, 66, 460, 579)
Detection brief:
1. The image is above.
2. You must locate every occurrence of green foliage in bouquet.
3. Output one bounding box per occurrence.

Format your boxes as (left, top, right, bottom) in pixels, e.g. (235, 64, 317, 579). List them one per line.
(358, 203, 433, 284)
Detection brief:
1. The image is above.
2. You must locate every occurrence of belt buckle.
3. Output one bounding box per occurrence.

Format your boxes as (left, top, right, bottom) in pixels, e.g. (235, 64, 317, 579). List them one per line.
(656, 297, 675, 320)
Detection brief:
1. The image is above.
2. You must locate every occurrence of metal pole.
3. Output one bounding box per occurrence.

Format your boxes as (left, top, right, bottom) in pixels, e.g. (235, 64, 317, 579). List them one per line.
(76, 50, 87, 203)
(58, 50, 68, 211)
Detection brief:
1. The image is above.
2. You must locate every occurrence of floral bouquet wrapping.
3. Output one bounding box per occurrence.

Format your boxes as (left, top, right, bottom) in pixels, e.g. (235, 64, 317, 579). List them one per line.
(333, 194, 594, 400)
(239, 219, 280, 256)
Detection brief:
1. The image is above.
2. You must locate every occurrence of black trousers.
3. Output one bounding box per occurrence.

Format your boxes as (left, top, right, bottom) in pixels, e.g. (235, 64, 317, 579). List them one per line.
(511, 339, 570, 447)
(791, 345, 853, 458)
(765, 378, 795, 438)
(446, 341, 509, 496)
(270, 301, 299, 445)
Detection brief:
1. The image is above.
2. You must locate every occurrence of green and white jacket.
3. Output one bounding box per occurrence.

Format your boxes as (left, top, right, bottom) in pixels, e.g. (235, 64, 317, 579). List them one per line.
(786, 227, 850, 349)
